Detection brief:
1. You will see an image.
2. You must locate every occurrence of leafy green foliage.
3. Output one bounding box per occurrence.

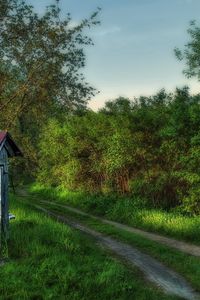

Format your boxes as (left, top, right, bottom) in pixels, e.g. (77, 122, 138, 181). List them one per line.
(1, 11, 200, 215)
(0, 0, 100, 180)
(37, 90, 200, 214)
(175, 20, 200, 80)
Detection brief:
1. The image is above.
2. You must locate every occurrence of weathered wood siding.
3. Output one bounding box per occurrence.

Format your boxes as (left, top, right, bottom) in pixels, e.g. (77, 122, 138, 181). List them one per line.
(0, 147, 9, 240)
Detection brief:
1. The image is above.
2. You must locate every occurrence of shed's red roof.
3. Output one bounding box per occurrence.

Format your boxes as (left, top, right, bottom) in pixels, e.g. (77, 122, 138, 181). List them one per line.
(0, 131, 7, 145)
(0, 131, 22, 157)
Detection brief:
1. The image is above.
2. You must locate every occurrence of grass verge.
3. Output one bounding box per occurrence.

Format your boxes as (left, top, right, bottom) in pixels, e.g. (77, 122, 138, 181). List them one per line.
(0, 194, 179, 300)
(29, 183, 200, 245)
(36, 198, 200, 293)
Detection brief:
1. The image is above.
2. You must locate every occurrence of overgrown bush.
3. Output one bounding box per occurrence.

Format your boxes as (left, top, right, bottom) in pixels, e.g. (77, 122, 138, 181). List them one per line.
(37, 90, 200, 214)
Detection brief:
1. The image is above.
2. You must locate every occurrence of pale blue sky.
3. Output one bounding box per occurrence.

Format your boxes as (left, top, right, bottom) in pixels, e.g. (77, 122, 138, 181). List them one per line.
(28, 0, 200, 110)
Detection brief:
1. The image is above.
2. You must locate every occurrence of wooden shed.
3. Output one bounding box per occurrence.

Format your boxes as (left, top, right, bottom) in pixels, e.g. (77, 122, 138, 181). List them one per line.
(0, 131, 22, 240)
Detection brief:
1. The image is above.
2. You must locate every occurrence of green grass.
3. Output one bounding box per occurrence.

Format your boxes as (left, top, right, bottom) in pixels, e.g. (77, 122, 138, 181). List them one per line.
(37, 199, 200, 293)
(0, 194, 179, 300)
(30, 183, 200, 245)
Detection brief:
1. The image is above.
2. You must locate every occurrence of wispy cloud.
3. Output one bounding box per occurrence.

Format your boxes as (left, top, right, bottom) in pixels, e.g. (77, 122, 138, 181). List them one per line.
(95, 26, 121, 37)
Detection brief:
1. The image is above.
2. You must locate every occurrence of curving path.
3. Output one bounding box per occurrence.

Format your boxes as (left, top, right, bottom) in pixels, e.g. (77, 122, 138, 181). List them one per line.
(40, 200, 200, 257)
(32, 203, 199, 300)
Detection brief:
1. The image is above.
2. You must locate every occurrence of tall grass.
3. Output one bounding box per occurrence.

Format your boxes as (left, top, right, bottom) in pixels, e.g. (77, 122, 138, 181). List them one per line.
(30, 183, 200, 244)
(0, 194, 176, 300)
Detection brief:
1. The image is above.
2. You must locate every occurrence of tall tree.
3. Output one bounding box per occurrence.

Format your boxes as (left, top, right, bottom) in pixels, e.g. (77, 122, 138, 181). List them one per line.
(0, 0, 100, 131)
(0, 0, 100, 181)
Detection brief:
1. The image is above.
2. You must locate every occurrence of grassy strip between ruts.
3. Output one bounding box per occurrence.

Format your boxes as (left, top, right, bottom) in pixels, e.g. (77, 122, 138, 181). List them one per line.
(35, 198, 200, 294)
(29, 184, 200, 245)
(0, 194, 179, 300)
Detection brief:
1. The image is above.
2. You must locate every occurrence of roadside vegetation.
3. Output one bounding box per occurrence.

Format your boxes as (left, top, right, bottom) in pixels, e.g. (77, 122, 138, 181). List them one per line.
(36, 84, 200, 217)
(30, 184, 200, 245)
(0, 195, 179, 300)
(34, 197, 200, 293)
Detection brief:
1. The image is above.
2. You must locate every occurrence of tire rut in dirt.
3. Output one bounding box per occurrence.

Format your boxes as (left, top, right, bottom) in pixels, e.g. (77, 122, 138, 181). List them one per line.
(33, 204, 199, 300)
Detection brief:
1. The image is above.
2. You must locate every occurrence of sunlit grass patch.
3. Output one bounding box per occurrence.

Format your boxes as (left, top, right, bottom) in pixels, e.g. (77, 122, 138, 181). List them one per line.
(40, 200, 200, 293)
(30, 183, 200, 244)
(0, 194, 177, 300)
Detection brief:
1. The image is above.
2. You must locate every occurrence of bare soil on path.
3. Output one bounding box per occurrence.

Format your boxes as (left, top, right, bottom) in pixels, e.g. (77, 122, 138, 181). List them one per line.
(32, 203, 199, 300)
(40, 200, 200, 257)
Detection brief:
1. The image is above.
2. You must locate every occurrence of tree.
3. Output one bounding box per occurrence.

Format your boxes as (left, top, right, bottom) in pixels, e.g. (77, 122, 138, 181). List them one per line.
(0, 0, 100, 128)
(100, 97, 132, 115)
(175, 20, 200, 81)
(0, 0, 100, 179)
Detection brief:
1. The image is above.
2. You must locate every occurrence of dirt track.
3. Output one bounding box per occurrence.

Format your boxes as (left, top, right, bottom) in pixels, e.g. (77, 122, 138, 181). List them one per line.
(41, 200, 200, 257)
(33, 203, 199, 300)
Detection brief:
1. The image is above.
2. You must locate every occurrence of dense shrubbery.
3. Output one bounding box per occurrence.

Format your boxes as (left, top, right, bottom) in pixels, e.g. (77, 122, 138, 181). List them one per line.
(37, 88, 200, 214)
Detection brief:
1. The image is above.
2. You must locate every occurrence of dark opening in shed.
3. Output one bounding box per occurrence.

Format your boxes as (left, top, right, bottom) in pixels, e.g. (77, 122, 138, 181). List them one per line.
(0, 131, 22, 242)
